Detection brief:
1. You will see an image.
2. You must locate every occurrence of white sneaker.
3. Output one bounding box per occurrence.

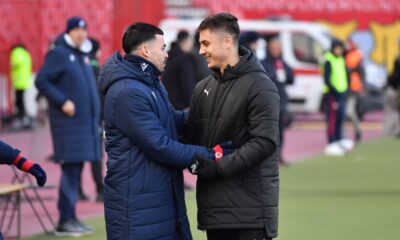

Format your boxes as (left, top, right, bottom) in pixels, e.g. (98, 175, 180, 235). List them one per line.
(325, 142, 346, 156)
(339, 139, 354, 152)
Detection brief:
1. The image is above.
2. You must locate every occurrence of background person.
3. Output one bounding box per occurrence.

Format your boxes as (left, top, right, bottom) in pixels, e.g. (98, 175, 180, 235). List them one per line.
(35, 16, 101, 237)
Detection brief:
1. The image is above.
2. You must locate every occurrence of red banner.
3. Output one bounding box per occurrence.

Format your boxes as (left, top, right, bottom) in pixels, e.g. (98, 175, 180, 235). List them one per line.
(193, 0, 400, 29)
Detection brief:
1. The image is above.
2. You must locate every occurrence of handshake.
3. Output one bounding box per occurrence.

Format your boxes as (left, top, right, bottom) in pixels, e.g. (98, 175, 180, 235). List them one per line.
(189, 141, 234, 180)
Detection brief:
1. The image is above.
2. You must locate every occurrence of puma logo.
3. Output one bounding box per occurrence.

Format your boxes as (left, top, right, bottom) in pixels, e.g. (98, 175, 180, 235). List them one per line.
(203, 88, 211, 97)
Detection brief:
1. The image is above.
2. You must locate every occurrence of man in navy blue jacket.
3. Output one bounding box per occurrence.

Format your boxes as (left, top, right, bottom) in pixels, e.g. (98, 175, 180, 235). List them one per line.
(100, 22, 231, 240)
(35, 17, 100, 237)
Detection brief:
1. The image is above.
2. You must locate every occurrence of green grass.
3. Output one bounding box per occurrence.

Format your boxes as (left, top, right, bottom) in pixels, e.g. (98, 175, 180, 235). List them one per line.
(25, 138, 400, 240)
(277, 137, 400, 240)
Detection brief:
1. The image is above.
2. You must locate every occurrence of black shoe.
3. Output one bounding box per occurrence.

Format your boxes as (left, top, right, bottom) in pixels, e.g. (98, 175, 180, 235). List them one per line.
(355, 131, 362, 143)
(22, 116, 33, 129)
(54, 220, 87, 237)
(78, 191, 89, 201)
(72, 219, 95, 234)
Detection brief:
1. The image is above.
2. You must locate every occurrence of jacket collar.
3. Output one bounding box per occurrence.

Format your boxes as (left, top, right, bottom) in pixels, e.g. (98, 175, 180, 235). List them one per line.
(124, 54, 161, 78)
(211, 46, 265, 82)
(63, 33, 92, 53)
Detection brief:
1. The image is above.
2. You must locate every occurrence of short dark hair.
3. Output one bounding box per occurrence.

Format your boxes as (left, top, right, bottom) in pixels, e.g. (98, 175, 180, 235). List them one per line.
(177, 30, 190, 44)
(122, 22, 164, 54)
(197, 13, 240, 43)
(330, 38, 344, 52)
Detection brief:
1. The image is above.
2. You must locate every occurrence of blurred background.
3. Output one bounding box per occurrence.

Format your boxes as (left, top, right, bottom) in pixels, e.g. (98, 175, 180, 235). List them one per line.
(1, 0, 399, 119)
(0, 0, 399, 239)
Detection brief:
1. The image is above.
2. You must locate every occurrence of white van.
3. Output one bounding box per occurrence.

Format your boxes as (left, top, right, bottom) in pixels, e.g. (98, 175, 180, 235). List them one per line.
(160, 18, 333, 113)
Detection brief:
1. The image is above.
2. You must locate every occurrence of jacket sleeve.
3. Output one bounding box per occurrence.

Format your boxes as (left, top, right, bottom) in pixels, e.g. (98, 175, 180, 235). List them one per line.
(35, 49, 68, 107)
(284, 62, 294, 85)
(0, 141, 21, 165)
(114, 89, 212, 169)
(172, 108, 188, 135)
(216, 78, 280, 178)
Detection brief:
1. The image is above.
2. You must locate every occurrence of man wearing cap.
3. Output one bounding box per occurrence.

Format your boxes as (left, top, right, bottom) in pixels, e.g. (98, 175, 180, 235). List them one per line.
(239, 31, 259, 52)
(36, 16, 100, 237)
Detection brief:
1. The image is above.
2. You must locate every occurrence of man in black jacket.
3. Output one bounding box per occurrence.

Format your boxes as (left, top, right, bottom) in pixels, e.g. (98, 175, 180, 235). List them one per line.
(185, 13, 280, 240)
(163, 30, 196, 110)
(388, 51, 400, 108)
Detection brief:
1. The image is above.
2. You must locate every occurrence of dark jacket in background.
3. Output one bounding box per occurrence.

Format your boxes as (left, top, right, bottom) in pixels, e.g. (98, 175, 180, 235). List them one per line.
(35, 34, 101, 163)
(261, 56, 294, 112)
(162, 43, 196, 110)
(184, 47, 280, 238)
(100, 52, 212, 240)
(189, 50, 211, 83)
(388, 56, 400, 89)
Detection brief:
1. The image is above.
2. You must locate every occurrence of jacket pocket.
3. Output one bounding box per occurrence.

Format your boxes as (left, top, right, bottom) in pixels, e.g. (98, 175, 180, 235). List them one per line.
(264, 213, 278, 238)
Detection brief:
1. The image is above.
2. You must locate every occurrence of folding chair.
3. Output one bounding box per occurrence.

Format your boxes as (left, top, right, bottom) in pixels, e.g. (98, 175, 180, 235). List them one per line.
(0, 183, 28, 239)
(0, 166, 57, 239)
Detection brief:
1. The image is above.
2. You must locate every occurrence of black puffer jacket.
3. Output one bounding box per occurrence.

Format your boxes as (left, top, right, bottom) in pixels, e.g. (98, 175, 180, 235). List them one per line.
(185, 47, 280, 238)
(163, 43, 196, 110)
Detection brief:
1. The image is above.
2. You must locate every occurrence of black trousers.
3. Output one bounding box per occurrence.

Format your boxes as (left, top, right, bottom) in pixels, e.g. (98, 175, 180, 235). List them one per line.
(15, 90, 25, 119)
(78, 160, 104, 194)
(79, 132, 104, 195)
(91, 160, 104, 193)
(206, 229, 271, 240)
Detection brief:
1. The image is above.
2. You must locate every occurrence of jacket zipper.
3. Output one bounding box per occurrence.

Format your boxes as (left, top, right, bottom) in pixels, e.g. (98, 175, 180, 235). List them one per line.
(206, 79, 236, 148)
(206, 80, 221, 148)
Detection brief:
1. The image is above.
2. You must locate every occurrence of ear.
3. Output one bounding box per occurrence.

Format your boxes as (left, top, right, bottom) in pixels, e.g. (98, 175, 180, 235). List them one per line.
(224, 34, 233, 49)
(141, 44, 151, 58)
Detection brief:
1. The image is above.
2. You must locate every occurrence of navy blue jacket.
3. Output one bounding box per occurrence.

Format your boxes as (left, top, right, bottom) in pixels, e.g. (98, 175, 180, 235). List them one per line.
(0, 141, 20, 165)
(100, 52, 212, 240)
(35, 34, 101, 163)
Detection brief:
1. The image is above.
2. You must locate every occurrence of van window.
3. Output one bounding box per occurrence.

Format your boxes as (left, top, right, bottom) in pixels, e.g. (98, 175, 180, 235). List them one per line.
(292, 32, 323, 65)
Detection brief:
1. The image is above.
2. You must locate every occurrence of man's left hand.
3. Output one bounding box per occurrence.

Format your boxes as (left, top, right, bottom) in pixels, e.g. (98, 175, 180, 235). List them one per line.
(193, 155, 219, 180)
